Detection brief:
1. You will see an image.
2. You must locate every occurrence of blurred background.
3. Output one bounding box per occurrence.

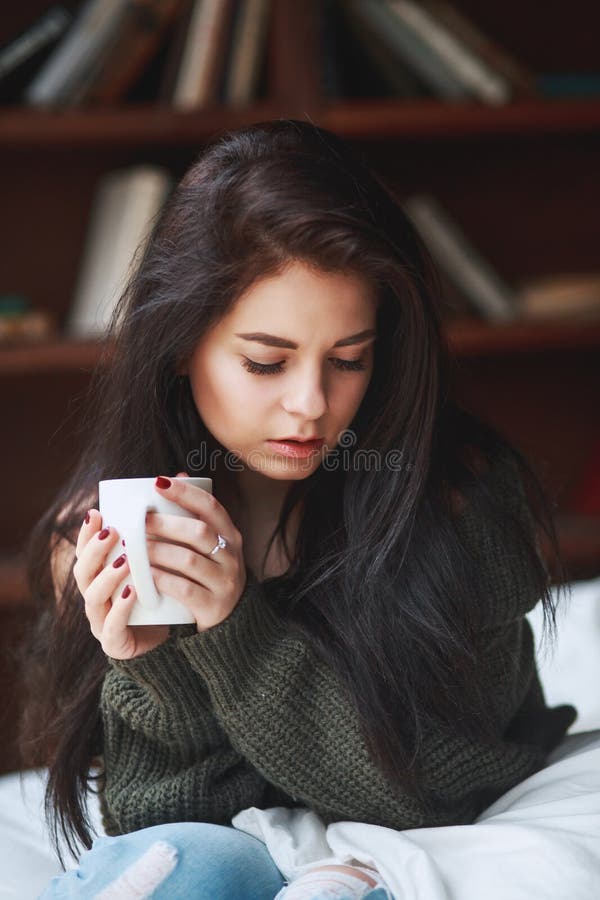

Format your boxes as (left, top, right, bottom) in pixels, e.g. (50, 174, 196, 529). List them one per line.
(1, 0, 599, 772)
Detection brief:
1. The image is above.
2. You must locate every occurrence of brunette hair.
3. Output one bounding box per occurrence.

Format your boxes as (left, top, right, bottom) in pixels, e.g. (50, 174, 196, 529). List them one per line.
(19, 118, 567, 863)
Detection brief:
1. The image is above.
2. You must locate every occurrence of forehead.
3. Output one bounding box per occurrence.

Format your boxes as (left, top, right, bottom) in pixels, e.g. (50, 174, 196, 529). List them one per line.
(225, 262, 378, 331)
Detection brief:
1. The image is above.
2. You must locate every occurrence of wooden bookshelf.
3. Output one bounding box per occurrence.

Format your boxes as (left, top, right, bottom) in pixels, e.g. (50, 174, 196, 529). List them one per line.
(1, 0, 600, 773)
(3, 97, 600, 147)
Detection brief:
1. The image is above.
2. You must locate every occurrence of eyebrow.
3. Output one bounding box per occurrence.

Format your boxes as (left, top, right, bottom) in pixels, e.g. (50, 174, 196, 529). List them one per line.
(235, 329, 377, 349)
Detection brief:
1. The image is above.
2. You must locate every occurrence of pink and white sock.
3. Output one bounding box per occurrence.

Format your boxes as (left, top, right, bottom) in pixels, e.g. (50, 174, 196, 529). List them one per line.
(273, 862, 392, 899)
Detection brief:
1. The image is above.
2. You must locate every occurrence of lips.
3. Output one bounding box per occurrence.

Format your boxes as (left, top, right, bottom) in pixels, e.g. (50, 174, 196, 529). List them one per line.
(267, 438, 325, 458)
(276, 437, 322, 442)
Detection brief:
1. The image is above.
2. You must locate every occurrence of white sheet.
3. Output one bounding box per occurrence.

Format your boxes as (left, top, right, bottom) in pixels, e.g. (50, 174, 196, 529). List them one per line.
(233, 729, 600, 899)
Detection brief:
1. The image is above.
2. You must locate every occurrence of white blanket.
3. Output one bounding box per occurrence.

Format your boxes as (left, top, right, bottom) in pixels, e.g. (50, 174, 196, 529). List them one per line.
(233, 729, 600, 899)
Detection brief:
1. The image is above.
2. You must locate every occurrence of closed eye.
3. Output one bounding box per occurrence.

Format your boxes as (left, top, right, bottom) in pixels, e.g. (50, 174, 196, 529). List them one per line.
(241, 357, 368, 376)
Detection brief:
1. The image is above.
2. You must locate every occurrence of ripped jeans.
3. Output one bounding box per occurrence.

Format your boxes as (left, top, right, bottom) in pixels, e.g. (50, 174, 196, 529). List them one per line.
(38, 821, 390, 900)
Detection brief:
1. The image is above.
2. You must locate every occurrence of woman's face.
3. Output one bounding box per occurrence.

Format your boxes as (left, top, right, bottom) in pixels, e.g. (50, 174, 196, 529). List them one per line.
(185, 261, 378, 484)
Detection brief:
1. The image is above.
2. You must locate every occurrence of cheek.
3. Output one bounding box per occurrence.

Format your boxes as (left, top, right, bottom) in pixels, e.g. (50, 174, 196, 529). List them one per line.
(337, 372, 372, 411)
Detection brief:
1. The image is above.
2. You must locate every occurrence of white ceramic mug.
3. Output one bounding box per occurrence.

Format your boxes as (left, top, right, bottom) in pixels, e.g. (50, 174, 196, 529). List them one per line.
(98, 476, 212, 625)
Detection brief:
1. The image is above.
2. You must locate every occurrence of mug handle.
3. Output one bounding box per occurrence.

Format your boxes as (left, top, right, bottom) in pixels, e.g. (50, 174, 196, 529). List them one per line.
(121, 503, 161, 610)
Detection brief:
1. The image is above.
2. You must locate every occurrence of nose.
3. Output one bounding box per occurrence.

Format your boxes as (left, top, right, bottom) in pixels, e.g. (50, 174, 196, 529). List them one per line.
(281, 363, 328, 421)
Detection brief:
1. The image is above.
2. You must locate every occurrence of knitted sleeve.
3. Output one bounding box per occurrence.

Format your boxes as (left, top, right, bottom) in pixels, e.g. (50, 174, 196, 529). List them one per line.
(99, 632, 294, 836)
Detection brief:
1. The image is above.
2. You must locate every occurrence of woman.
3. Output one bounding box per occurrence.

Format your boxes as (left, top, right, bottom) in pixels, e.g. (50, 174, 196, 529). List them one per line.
(20, 119, 576, 899)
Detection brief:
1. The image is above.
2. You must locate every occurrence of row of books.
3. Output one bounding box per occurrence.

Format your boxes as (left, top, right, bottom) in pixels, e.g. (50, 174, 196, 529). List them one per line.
(326, 0, 534, 105)
(0, 0, 272, 109)
(0, 295, 56, 344)
(52, 164, 600, 340)
(325, 1, 600, 104)
(2, 1, 600, 109)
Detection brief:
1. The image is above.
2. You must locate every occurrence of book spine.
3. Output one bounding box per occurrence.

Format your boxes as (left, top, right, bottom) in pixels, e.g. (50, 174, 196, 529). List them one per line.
(422, 0, 535, 97)
(172, 0, 233, 109)
(68, 167, 172, 338)
(348, 0, 471, 100)
(224, 0, 272, 106)
(24, 0, 127, 105)
(391, 0, 511, 104)
(340, 2, 431, 97)
(77, 0, 184, 105)
(403, 194, 519, 322)
(536, 74, 600, 98)
(0, 6, 72, 81)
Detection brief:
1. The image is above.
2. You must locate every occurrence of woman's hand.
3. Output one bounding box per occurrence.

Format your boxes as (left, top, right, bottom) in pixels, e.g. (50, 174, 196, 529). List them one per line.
(147, 475, 247, 633)
(73, 473, 189, 660)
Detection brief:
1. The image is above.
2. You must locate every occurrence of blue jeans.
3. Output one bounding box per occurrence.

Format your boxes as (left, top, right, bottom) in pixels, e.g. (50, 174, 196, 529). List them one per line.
(38, 821, 391, 899)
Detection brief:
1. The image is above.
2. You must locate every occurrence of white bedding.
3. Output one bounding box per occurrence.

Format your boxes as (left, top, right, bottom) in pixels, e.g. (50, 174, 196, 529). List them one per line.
(2, 575, 600, 899)
(233, 729, 600, 900)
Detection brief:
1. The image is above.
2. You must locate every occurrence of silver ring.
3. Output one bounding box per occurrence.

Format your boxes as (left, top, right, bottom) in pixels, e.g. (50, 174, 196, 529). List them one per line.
(210, 533, 227, 556)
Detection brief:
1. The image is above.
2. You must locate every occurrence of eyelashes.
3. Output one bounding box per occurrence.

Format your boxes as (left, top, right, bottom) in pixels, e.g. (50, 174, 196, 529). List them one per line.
(241, 357, 368, 376)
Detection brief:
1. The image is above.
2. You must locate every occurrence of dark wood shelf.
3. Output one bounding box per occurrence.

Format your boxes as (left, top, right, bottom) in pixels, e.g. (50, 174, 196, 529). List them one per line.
(0, 555, 28, 610)
(322, 97, 600, 140)
(2, 98, 600, 149)
(0, 338, 107, 375)
(2, 318, 600, 375)
(445, 316, 600, 355)
(0, 101, 281, 150)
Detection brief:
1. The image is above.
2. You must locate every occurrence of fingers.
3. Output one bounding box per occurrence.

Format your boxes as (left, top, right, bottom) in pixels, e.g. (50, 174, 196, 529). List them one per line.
(153, 475, 234, 539)
(73, 523, 120, 593)
(147, 539, 220, 590)
(145, 512, 230, 562)
(100, 584, 137, 658)
(83, 546, 130, 638)
(75, 507, 102, 560)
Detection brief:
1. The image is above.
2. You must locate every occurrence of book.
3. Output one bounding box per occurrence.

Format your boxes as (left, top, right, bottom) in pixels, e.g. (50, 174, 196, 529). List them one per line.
(171, 0, 236, 110)
(67, 166, 172, 339)
(389, 0, 512, 104)
(336, 0, 432, 99)
(0, 295, 55, 343)
(517, 273, 600, 320)
(158, 0, 195, 104)
(420, 0, 536, 98)
(222, 0, 271, 107)
(0, 6, 72, 104)
(536, 74, 600, 98)
(68, 0, 186, 106)
(344, 0, 474, 101)
(24, 0, 129, 106)
(403, 194, 520, 323)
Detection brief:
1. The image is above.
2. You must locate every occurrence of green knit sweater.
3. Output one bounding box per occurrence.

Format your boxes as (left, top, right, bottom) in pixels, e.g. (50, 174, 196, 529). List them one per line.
(99, 453, 577, 837)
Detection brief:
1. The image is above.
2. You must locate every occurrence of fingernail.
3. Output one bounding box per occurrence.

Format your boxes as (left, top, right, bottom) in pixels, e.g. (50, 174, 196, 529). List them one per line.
(98, 528, 110, 540)
(84, 511, 90, 525)
(121, 585, 132, 598)
(155, 476, 171, 489)
(112, 554, 127, 568)
(122, 539, 126, 547)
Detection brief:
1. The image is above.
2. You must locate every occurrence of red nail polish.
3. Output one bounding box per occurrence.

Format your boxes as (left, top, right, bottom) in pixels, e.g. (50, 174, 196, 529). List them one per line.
(84, 511, 90, 525)
(122, 538, 126, 547)
(121, 585, 132, 598)
(113, 554, 126, 568)
(155, 476, 171, 489)
(98, 528, 110, 540)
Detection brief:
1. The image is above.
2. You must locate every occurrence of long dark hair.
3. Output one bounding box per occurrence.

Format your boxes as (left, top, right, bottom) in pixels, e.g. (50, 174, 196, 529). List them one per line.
(19, 118, 568, 863)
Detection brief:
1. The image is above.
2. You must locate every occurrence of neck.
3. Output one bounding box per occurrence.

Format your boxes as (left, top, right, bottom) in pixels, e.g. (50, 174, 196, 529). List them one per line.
(213, 463, 292, 525)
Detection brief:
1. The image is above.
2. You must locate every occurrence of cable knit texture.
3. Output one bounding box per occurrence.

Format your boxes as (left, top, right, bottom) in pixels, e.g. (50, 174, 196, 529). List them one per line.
(99, 452, 577, 836)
